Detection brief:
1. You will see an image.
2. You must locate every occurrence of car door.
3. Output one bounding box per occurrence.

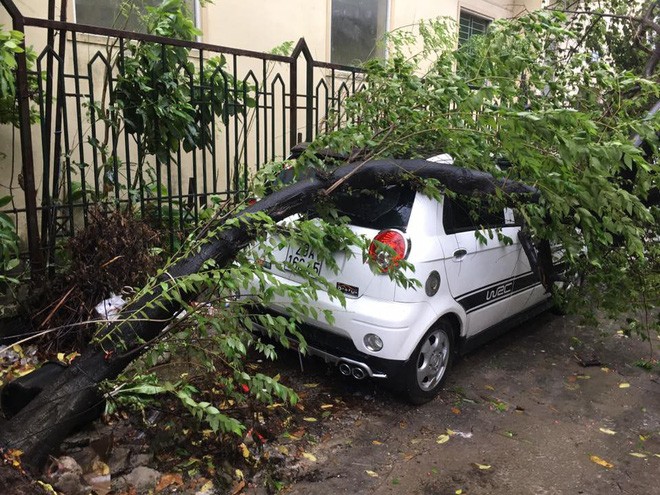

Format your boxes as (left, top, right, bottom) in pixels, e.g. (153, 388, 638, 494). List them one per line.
(441, 196, 520, 337)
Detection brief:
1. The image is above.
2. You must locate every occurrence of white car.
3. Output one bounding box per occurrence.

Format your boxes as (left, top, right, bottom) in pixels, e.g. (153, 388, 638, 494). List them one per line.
(253, 157, 554, 404)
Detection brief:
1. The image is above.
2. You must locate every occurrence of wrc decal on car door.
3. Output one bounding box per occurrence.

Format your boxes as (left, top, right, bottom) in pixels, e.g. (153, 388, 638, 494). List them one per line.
(456, 271, 541, 314)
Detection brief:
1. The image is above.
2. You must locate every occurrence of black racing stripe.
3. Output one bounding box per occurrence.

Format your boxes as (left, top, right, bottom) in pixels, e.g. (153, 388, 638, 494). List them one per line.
(511, 271, 540, 294)
(456, 271, 541, 314)
(456, 271, 533, 303)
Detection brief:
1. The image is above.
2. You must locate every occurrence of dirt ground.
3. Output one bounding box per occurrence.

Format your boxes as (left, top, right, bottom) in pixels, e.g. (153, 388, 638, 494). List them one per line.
(3, 311, 657, 495)
(258, 312, 659, 495)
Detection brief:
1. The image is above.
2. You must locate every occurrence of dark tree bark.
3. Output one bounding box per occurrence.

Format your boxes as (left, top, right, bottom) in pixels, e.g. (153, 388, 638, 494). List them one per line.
(0, 159, 537, 470)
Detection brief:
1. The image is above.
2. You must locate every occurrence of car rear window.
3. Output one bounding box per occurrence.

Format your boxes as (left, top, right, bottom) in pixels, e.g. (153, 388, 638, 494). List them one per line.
(332, 185, 416, 230)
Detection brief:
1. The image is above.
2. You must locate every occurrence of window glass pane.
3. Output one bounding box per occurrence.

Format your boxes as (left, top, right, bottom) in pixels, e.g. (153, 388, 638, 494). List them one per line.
(333, 185, 415, 230)
(75, 0, 195, 32)
(458, 11, 491, 45)
(443, 196, 505, 234)
(331, 0, 387, 66)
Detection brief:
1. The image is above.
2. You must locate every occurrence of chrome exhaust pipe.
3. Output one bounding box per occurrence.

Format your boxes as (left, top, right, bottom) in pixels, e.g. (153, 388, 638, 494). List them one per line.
(352, 366, 367, 380)
(336, 357, 386, 379)
(338, 363, 352, 376)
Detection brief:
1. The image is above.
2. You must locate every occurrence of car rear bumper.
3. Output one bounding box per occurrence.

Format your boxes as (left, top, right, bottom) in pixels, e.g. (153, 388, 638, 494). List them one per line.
(253, 272, 439, 361)
(250, 306, 408, 380)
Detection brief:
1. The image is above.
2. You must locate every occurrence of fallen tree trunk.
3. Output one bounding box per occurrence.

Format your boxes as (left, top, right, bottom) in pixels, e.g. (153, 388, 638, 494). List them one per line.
(0, 159, 537, 470)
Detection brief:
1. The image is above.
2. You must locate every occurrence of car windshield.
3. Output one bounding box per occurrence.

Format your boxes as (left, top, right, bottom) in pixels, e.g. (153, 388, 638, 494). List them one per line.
(331, 185, 416, 230)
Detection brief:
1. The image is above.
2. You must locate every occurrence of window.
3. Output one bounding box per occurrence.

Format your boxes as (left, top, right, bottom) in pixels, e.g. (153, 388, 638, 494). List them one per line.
(331, 0, 388, 66)
(334, 185, 415, 230)
(442, 196, 505, 234)
(74, 0, 197, 32)
(458, 11, 491, 46)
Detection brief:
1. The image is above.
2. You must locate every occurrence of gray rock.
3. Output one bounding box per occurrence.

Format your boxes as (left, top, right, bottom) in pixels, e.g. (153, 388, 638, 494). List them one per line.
(108, 446, 131, 474)
(124, 466, 161, 492)
(130, 452, 154, 468)
(53, 472, 90, 495)
(49, 456, 89, 495)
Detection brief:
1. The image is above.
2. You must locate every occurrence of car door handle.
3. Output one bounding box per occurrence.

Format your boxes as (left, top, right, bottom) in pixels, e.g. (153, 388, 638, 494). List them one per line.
(453, 248, 467, 259)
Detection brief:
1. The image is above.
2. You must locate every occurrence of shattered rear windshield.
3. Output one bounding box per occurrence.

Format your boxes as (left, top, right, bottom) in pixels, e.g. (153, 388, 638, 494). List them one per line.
(331, 185, 416, 230)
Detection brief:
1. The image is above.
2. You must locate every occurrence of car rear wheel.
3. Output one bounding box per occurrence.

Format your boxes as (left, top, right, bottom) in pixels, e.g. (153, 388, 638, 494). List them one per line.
(403, 321, 454, 405)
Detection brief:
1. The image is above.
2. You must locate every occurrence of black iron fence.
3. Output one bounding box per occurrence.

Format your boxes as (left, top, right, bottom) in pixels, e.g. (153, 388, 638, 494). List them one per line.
(0, 0, 364, 271)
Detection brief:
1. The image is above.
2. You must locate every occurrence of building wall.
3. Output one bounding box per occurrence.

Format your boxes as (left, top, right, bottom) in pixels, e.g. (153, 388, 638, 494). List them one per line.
(0, 0, 541, 244)
(1, 1, 543, 53)
(199, 1, 541, 60)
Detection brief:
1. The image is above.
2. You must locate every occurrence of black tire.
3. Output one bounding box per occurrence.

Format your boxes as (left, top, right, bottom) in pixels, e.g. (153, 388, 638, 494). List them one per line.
(403, 320, 454, 405)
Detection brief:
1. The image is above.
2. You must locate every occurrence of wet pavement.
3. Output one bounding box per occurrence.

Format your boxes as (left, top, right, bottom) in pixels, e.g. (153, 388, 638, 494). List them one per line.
(263, 312, 659, 495)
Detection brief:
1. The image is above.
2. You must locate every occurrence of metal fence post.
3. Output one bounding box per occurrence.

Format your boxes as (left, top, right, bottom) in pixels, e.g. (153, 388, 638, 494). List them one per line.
(289, 39, 301, 149)
(290, 39, 315, 146)
(1, 0, 44, 273)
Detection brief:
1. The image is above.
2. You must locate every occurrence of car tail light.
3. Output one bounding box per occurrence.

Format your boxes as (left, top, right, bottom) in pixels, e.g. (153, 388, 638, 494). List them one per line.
(368, 229, 409, 272)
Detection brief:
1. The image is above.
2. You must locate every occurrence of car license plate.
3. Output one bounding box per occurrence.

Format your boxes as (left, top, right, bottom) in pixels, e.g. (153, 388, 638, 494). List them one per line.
(285, 245, 323, 275)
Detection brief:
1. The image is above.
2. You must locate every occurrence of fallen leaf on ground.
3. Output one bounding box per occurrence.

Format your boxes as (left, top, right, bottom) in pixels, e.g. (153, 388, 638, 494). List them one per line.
(436, 434, 450, 444)
(321, 404, 333, 409)
(474, 463, 491, 470)
(590, 455, 614, 468)
(365, 470, 379, 477)
(619, 383, 630, 388)
(230, 480, 246, 495)
(239, 443, 250, 458)
(599, 428, 616, 435)
(302, 452, 317, 462)
(91, 460, 110, 476)
(303, 417, 317, 422)
(372, 440, 383, 445)
(156, 473, 184, 492)
(484, 385, 495, 391)
(284, 428, 305, 440)
(451, 407, 461, 415)
(629, 452, 647, 458)
(303, 383, 319, 388)
(198, 480, 214, 493)
(36, 481, 58, 495)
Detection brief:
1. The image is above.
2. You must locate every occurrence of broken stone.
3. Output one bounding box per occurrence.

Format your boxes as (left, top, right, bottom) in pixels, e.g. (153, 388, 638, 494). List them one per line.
(123, 466, 161, 492)
(130, 451, 154, 468)
(108, 446, 131, 474)
(47, 456, 89, 495)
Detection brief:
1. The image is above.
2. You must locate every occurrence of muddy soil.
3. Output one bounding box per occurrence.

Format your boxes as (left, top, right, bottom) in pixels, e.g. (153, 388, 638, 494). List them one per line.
(261, 312, 659, 495)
